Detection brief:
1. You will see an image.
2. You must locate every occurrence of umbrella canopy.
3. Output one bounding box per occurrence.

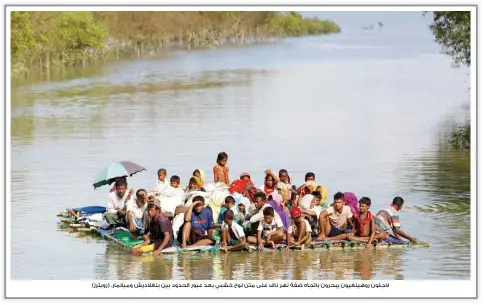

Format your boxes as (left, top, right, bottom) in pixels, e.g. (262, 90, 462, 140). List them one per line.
(93, 161, 146, 189)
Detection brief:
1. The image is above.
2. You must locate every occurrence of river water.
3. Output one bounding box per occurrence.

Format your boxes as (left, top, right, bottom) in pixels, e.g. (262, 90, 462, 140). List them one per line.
(10, 14, 471, 280)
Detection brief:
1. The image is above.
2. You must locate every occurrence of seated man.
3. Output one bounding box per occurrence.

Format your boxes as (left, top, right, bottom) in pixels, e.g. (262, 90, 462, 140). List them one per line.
(104, 179, 133, 229)
(126, 189, 149, 239)
(131, 201, 174, 256)
(316, 192, 353, 241)
(375, 196, 418, 244)
(178, 196, 216, 248)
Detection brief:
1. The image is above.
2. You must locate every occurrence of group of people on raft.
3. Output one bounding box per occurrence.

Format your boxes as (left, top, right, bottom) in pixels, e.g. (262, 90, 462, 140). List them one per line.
(103, 152, 418, 255)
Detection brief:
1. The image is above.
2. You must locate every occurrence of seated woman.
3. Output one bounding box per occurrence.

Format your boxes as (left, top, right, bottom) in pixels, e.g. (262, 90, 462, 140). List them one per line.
(192, 169, 205, 187)
(258, 173, 276, 195)
(186, 177, 205, 193)
(264, 169, 294, 204)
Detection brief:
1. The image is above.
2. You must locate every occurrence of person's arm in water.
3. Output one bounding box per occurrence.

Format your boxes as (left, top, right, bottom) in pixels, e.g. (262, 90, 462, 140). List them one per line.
(366, 217, 376, 249)
(286, 230, 291, 248)
(131, 233, 151, 256)
(227, 236, 246, 250)
(393, 227, 417, 243)
(153, 232, 170, 255)
(257, 229, 263, 249)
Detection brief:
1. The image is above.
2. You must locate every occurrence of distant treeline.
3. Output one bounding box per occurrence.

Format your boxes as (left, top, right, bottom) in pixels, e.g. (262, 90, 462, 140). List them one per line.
(11, 11, 341, 78)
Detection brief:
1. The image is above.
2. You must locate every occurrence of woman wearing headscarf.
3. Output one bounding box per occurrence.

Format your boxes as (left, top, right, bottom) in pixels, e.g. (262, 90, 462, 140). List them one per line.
(265, 192, 291, 232)
(344, 192, 360, 215)
(259, 173, 276, 195)
(316, 185, 329, 210)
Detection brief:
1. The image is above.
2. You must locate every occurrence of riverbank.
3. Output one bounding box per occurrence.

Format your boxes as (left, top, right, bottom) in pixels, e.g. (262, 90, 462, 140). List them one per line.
(11, 11, 340, 80)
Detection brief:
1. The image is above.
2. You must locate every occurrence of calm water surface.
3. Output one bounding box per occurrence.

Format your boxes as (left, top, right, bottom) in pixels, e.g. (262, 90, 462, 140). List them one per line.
(10, 22, 470, 280)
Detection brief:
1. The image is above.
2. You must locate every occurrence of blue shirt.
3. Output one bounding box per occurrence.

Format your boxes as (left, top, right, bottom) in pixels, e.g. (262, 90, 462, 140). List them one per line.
(218, 208, 227, 224)
(192, 207, 215, 233)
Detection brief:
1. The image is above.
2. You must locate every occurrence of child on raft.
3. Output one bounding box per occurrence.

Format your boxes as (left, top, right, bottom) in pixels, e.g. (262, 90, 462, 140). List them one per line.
(286, 206, 312, 250)
(220, 210, 246, 253)
(347, 197, 385, 249)
(153, 168, 168, 194)
(247, 206, 285, 250)
(213, 152, 230, 185)
(218, 195, 236, 225)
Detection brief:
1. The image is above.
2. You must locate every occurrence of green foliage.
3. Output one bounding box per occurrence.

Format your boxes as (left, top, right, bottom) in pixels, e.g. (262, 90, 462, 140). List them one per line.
(11, 11, 340, 78)
(449, 124, 470, 151)
(11, 11, 108, 78)
(428, 11, 471, 151)
(429, 11, 470, 67)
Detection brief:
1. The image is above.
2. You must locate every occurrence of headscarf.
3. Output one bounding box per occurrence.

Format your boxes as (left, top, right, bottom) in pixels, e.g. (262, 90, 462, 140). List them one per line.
(290, 206, 302, 218)
(318, 185, 328, 203)
(344, 192, 360, 215)
(318, 185, 329, 210)
(235, 197, 250, 216)
(240, 172, 251, 179)
(229, 178, 252, 194)
(193, 176, 203, 189)
(197, 169, 205, 185)
(269, 192, 283, 208)
(266, 192, 290, 231)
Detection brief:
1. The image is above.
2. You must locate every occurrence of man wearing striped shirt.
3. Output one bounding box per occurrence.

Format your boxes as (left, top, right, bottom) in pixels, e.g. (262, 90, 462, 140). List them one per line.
(375, 197, 417, 244)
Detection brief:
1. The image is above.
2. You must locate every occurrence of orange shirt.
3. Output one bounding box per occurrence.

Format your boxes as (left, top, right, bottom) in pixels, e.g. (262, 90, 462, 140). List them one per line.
(213, 165, 230, 185)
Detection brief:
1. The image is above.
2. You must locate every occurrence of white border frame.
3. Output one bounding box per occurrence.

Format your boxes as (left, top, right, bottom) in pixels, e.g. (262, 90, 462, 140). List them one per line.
(2, 1, 478, 299)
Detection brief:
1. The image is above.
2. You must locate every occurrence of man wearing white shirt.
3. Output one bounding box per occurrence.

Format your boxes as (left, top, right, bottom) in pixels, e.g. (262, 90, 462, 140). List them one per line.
(126, 189, 149, 238)
(105, 180, 133, 228)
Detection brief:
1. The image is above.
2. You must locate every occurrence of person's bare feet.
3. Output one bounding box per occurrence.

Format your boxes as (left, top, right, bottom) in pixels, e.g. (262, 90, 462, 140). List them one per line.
(316, 235, 328, 241)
